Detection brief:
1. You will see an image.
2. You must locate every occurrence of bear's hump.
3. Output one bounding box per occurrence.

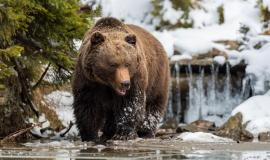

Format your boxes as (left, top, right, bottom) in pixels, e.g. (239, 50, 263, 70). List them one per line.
(94, 17, 126, 31)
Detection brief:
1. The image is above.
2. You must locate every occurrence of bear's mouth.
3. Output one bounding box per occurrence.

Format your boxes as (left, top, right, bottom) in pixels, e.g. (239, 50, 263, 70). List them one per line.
(115, 88, 128, 96)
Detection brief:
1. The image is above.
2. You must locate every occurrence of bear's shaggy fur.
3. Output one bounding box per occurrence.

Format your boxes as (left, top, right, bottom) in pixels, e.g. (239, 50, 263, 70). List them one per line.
(72, 17, 170, 141)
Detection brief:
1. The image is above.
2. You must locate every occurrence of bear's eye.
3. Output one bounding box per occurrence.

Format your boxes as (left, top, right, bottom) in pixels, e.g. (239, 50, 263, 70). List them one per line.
(125, 34, 136, 45)
(125, 63, 130, 67)
(110, 63, 118, 68)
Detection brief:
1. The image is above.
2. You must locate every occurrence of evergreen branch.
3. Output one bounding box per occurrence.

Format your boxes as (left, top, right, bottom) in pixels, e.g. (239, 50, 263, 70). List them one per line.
(15, 35, 42, 50)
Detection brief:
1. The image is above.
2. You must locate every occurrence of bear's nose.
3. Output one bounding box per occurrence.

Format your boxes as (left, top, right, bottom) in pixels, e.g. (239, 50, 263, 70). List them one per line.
(121, 80, 130, 89)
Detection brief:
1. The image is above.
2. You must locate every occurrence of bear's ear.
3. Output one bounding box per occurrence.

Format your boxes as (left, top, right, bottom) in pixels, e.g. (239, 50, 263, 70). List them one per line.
(91, 32, 105, 46)
(125, 34, 136, 45)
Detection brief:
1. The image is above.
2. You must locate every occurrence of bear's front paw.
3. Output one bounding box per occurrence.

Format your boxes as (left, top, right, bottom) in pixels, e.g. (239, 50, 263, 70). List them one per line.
(112, 131, 138, 140)
(137, 130, 155, 138)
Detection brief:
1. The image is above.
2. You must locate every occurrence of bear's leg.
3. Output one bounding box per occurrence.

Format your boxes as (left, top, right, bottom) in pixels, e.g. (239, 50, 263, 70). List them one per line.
(137, 96, 166, 138)
(113, 90, 145, 140)
(74, 101, 104, 142)
(100, 111, 116, 141)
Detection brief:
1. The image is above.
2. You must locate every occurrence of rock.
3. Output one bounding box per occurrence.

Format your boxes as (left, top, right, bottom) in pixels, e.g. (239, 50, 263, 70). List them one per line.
(258, 132, 270, 142)
(176, 58, 213, 66)
(215, 40, 240, 50)
(263, 29, 270, 35)
(176, 124, 201, 133)
(191, 120, 216, 131)
(176, 120, 216, 134)
(160, 118, 178, 129)
(155, 128, 175, 137)
(215, 112, 253, 141)
(194, 48, 228, 60)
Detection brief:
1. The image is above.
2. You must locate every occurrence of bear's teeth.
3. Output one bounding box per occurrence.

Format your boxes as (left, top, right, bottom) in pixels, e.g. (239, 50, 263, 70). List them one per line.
(116, 88, 126, 95)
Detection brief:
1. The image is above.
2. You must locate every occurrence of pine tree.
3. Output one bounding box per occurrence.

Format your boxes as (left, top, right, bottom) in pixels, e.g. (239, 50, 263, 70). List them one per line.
(0, 0, 98, 139)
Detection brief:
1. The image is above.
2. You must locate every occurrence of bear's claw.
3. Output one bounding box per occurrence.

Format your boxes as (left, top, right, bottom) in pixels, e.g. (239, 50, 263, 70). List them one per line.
(112, 132, 138, 140)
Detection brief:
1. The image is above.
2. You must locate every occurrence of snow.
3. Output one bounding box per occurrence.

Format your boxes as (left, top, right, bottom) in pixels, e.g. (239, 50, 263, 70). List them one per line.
(88, 0, 153, 27)
(177, 132, 233, 142)
(189, 0, 221, 28)
(44, 91, 78, 137)
(232, 91, 270, 137)
(153, 31, 175, 56)
(44, 91, 74, 127)
(213, 56, 226, 65)
(242, 43, 270, 93)
(170, 54, 192, 62)
(262, 0, 270, 9)
(161, 0, 183, 25)
(151, 0, 262, 56)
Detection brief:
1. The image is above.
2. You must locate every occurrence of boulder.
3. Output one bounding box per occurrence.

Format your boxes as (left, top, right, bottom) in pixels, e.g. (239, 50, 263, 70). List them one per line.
(258, 132, 270, 142)
(215, 112, 253, 141)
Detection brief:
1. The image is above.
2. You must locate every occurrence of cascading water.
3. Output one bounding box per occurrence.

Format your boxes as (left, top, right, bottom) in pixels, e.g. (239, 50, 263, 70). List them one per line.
(166, 63, 181, 120)
(167, 62, 253, 126)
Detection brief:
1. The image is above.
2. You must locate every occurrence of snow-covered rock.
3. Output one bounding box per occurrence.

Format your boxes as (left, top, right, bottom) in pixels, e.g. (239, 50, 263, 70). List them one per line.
(232, 92, 270, 137)
(170, 54, 192, 62)
(213, 56, 226, 65)
(243, 43, 270, 93)
(177, 132, 233, 142)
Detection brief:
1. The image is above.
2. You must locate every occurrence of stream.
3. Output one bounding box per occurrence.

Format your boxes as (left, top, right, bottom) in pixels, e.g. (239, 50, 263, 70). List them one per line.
(1, 139, 270, 159)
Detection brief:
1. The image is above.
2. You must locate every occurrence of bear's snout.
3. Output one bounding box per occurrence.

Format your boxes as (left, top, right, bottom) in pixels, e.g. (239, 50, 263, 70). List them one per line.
(114, 67, 130, 95)
(121, 80, 130, 90)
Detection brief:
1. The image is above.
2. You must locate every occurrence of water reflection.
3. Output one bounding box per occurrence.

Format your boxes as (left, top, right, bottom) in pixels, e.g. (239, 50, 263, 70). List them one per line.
(1, 144, 270, 160)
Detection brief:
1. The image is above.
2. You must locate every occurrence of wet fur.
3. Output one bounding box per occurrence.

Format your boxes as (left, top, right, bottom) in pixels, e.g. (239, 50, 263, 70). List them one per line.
(72, 17, 170, 141)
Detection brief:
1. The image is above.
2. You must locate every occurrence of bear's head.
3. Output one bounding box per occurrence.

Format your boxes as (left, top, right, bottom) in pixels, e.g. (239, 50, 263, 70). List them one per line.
(81, 29, 140, 96)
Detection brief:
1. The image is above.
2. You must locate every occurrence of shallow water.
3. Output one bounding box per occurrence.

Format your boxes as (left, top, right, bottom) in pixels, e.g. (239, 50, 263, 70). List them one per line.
(1, 140, 270, 159)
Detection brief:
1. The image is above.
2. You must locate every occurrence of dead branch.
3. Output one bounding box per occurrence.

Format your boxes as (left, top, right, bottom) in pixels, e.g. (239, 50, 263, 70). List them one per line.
(32, 62, 51, 89)
(0, 121, 45, 144)
(60, 121, 74, 137)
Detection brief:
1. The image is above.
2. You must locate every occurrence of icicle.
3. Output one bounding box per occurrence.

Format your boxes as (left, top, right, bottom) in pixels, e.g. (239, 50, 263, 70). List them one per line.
(225, 63, 231, 103)
(198, 67, 204, 120)
(185, 63, 194, 123)
(175, 63, 181, 121)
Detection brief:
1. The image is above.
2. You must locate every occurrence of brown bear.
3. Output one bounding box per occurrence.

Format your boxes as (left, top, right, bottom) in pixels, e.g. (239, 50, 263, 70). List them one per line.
(72, 17, 170, 141)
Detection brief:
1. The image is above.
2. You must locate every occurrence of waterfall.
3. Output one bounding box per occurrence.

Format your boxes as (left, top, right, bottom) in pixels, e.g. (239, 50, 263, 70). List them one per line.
(167, 63, 247, 126)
